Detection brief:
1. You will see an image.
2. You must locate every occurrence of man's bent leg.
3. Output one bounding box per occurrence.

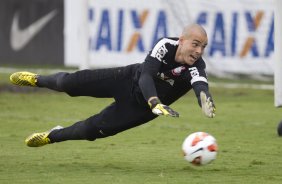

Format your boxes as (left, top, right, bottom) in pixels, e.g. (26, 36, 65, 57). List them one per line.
(11, 68, 123, 97)
(47, 114, 109, 143)
(25, 114, 108, 147)
(25, 102, 156, 147)
(10, 71, 70, 92)
(25, 99, 157, 147)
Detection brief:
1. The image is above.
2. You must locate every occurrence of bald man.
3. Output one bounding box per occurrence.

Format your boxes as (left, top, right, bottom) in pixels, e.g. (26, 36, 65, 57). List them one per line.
(10, 24, 216, 147)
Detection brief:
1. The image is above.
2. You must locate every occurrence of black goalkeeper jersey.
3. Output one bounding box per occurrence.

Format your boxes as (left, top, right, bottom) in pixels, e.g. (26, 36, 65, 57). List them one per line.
(133, 37, 212, 107)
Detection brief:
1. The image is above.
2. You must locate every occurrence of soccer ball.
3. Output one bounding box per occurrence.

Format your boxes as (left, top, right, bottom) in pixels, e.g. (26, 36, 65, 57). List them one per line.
(182, 132, 218, 166)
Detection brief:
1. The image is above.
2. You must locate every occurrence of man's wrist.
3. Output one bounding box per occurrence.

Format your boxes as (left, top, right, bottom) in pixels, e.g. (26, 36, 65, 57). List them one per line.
(148, 97, 160, 109)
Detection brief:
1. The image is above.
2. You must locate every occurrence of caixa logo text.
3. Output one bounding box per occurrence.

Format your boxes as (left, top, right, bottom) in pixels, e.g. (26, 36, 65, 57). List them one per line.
(197, 11, 274, 58)
(88, 9, 168, 53)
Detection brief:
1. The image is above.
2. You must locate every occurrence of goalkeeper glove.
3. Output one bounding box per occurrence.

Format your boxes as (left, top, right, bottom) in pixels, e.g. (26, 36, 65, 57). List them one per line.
(200, 91, 216, 118)
(148, 98, 179, 117)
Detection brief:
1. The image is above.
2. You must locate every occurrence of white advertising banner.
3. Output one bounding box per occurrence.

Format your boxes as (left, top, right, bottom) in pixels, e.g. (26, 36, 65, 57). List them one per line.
(187, 0, 275, 76)
(64, 0, 275, 75)
(274, 0, 282, 107)
(86, 0, 183, 68)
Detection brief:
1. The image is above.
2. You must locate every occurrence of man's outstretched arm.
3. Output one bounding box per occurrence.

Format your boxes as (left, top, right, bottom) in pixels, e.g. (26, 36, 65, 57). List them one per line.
(193, 81, 216, 118)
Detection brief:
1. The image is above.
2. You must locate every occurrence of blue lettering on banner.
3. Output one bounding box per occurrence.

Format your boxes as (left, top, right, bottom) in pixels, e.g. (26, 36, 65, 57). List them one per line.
(96, 10, 112, 51)
(231, 12, 238, 56)
(89, 8, 273, 59)
(151, 11, 167, 49)
(117, 10, 124, 51)
(196, 12, 207, 25)
(131, 10, 145, 52)
(245, 12, 259, 57)
(265, 14, 274, 57)
(197, 11, 274, 58)
(89, 9, 168, 53)
(209, 13, 226, 56)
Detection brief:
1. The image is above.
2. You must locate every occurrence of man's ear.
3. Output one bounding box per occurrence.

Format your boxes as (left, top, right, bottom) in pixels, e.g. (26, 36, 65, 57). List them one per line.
(178, 36, 184, 45)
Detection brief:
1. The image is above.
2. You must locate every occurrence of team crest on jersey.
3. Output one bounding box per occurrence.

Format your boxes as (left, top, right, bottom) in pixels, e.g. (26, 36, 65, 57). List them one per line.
(172, 66, 186, 76)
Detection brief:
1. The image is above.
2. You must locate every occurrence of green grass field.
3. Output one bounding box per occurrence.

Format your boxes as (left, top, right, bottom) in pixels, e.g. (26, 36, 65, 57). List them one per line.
(0, 71, 282, 184)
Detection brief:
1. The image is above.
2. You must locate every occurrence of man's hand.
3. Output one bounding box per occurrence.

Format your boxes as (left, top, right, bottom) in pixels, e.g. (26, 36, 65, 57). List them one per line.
(200, 91, 216, 118)
(148, 98, 179, 117)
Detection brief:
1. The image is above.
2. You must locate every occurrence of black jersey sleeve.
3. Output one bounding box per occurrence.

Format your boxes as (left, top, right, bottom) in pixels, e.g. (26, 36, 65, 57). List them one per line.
(187, 58, 214, 107)
(138, 59, 161, 102)
(193, 81, 213, 107)
(138, 38, 172, 102)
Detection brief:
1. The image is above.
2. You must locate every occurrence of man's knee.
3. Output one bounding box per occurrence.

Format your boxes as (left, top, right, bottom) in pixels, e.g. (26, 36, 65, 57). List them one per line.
(85, 126, 118, 140)
(51, 72, 68, 91)
(84, 118, 118, 140)
(55, 72, 78, 96)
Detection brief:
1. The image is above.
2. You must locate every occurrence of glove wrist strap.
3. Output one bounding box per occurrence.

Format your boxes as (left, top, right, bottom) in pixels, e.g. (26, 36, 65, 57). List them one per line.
(148, 98, 161, 109)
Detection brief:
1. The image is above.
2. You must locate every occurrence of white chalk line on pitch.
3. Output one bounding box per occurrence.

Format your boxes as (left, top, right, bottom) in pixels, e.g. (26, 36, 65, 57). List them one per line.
(0, 67, 76, 74)
(209, 82, 273, 90)
(0, 67, 274, 90)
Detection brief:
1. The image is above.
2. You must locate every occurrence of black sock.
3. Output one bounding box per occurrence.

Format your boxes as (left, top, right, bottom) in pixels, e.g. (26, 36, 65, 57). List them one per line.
(37, 72, 68, 92)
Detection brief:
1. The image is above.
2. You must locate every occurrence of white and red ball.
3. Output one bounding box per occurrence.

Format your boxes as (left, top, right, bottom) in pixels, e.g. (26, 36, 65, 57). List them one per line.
(182, 132, 218, 166)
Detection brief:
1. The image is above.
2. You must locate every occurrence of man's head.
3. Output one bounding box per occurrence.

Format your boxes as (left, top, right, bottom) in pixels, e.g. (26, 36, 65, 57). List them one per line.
(175, 24, 208, 65)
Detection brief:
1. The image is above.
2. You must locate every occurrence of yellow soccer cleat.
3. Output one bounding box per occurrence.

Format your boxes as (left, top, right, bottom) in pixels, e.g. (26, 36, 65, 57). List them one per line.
(25, 126, 63, 147)
(10, 71, 38, 87)
(25, 132, 51, 147)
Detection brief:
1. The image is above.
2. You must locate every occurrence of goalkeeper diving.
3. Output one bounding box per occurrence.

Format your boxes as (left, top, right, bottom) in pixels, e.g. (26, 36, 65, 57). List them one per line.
(10, 23, 216, 147)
